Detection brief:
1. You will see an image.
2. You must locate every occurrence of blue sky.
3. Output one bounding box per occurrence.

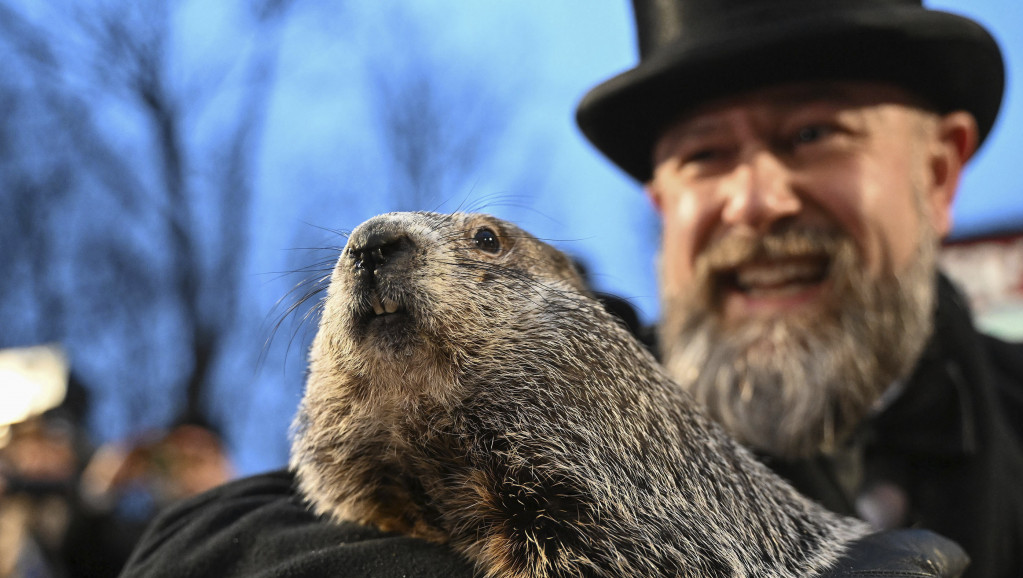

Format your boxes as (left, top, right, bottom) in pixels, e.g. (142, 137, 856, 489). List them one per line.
(6, 0, 1015, 474)
(86, 0, 1023, 473)
(929, 0, 1023, 237)
(257, 0, 1022, 329)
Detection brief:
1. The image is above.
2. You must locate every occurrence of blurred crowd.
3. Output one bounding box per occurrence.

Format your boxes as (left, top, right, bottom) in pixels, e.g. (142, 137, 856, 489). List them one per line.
(0, 345, 233, 578)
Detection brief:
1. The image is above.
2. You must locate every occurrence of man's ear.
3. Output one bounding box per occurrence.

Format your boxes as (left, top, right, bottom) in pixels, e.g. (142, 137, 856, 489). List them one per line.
(928, 111, 979, 237)
(644, 182, 664, 214)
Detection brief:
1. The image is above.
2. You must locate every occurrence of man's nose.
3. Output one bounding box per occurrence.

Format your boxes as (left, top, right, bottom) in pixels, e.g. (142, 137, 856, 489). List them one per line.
(720, 151, 801, 231)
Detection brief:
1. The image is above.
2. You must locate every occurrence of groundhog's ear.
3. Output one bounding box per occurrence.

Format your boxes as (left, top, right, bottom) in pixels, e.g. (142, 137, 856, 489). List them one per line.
(557, 253, 593, 295)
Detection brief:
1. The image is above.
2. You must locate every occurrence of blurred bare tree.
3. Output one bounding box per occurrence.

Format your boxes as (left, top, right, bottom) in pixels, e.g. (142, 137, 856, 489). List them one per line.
(274, 3, 540, 358)
(1, 0, 545, 473)
(362, 5, 528, 211)
(0, 0, 293, 439)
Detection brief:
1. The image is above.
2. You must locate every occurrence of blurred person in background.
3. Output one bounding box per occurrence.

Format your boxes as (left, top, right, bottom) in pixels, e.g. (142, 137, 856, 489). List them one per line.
(1, 345, 233, 577)
(1, 346, 93, 578)
(1, 415, 79, 578)
(69, 416, 234, 576)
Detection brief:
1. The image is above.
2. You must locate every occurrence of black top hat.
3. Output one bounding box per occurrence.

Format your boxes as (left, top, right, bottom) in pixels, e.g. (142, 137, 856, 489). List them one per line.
(576, 0, 1005, 182)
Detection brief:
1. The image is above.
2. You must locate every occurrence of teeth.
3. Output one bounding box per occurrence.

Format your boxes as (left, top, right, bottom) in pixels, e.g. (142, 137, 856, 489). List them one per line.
(369, 292, 401, 315)
(370, 293, 385, 316)
(735, 260, 825, 291)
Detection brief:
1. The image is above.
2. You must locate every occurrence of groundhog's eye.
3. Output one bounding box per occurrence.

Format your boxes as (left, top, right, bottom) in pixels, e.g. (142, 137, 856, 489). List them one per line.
(473, 228, 501, 254)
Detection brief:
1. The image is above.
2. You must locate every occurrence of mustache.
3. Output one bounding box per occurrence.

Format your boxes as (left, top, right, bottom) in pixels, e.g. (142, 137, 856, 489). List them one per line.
(698, 227, 846, 273)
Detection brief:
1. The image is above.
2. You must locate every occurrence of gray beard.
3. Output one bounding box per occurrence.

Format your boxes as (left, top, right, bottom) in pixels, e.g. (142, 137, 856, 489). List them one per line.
(659, 227, 936, 459)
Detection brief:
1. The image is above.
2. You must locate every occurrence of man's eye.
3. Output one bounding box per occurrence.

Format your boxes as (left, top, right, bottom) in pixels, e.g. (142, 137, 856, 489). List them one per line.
(792, 125, 836, 145)
(682, 148, 722, 165)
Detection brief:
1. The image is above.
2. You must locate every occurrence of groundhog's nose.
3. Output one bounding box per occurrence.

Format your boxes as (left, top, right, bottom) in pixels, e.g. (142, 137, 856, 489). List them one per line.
(346, 218, 414, 275)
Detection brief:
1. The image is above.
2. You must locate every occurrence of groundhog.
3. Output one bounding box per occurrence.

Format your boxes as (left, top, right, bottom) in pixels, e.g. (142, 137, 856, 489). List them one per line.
(290, 211, 868, 578)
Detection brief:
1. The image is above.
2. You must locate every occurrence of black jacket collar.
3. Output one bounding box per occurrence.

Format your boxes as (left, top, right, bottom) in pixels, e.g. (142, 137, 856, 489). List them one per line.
(863, 274, 981, 458)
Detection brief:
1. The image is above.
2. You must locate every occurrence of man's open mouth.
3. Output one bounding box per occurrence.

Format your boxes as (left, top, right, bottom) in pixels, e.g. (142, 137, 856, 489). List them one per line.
(718, 256, 831, 299)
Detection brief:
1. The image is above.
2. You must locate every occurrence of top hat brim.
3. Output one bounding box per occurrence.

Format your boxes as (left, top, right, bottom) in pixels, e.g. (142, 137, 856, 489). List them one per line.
(576, 6, 1005, 182)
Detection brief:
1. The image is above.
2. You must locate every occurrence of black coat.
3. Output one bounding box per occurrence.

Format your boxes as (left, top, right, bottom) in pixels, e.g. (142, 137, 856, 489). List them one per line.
(766, 275, 1023, 578)
(118, 275, 1020, 578)
(116, 469, 969, 578)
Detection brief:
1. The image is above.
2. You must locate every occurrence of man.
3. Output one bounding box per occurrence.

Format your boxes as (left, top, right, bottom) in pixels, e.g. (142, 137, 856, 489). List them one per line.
(576, 0, 1023, 576)
(117, 1, 1019, 577)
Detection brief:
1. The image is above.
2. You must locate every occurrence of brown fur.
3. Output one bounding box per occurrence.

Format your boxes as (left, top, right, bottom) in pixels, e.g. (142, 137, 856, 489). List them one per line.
(290, 211, 868, 577)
